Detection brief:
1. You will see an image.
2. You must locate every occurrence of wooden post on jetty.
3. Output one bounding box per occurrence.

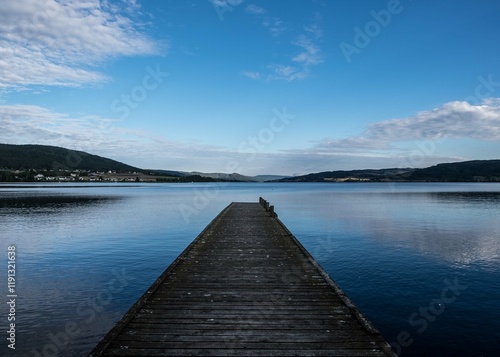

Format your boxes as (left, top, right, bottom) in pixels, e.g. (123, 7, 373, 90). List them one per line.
(260, 196, 277, 218)
(90, 198, 396, 357)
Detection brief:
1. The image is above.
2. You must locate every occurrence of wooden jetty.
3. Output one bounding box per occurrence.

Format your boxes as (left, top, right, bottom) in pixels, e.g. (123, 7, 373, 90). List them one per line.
(90, 199, 396, 356)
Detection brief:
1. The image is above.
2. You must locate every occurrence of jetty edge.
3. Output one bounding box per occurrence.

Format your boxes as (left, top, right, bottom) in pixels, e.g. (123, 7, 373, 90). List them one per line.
(89, 198, 396, 356)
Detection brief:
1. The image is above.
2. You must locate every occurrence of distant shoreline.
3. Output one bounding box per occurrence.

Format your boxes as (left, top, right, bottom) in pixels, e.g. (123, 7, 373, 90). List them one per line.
(2, 144, 500, 183)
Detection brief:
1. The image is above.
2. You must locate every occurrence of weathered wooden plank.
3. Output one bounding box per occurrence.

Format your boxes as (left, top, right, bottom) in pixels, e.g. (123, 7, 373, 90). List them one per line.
(89, 201, 396, 357)
(119, 329, 372, 340)
(129, 316, 361, 327)
(103, 347, 389, 357)
(133, 305, 357, 315)
(144, 301, 348, 308)
(106, 340, 388, 350)
(124, 322, 371, 332)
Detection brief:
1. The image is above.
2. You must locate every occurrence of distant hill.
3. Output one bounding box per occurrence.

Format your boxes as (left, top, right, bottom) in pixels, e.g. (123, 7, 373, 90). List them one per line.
(188, 172, 289, 182)
(253, 174, 290, 182)
(409, 160, 500, 182)
(148, 170, 290, 182)
(147, 169, 189, 177)
(277, 160, 500, 182)
(188, 171, 255, 182)
(0, 144, 142, 172)
(277, 168, 415, 182)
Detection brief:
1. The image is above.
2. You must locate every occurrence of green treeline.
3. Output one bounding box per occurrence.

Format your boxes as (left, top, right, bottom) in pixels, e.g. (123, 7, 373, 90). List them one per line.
(0, 144, 141, 172)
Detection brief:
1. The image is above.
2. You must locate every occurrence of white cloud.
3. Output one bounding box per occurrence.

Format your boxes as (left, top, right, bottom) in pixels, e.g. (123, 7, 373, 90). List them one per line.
(242, 71, 262, 80)
(244, 3, 285, 36)
(267, 64, 307, 82)
(0, 45, 108, 90)
(304, 23, 322, 39)
(210, 0, 243, 7)
(292, 35, 323, 66)
(367, 99, 500, 141)
(243, 64, 308, 82)
(0, 0, 160, 91)
(245, 4, 266, 15)
(244, 34, 322, 82)
(263, 17, 287, 37)
(243, 14, 323, 82)
(317, 99, 500, 154)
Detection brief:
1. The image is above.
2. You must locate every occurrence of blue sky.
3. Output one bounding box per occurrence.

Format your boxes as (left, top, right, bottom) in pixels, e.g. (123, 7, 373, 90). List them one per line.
(1, 0, 500, 175)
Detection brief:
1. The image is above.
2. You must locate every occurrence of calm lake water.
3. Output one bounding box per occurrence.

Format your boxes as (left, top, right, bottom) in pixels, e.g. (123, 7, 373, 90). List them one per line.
(0, 182, 499, 356)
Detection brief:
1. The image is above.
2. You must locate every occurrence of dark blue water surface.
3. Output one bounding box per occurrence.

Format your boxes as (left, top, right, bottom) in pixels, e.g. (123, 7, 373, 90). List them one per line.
(0, 182, 499, 356)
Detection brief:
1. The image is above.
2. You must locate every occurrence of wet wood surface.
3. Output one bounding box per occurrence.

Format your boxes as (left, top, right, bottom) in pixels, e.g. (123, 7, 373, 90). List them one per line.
(90, 201, 395, 356)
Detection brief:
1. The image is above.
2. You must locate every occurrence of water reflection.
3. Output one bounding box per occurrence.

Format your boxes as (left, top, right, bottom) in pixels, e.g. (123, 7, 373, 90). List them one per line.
(0, 193, 120, 211)
(429, 191, 500, 202)
(370, 221, 500, 268)
(277, 190, 500, 269)
(0, 193, 124, 257)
